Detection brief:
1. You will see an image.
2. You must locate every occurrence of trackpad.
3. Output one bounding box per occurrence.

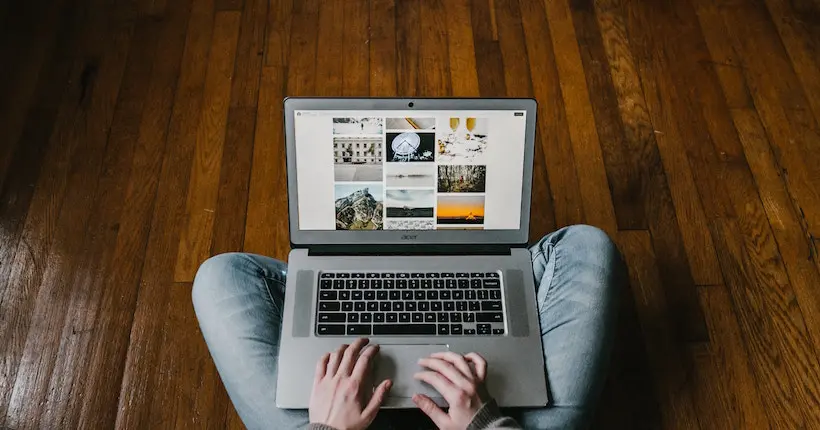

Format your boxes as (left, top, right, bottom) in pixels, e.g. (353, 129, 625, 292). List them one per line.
(374, 344, 448, 399)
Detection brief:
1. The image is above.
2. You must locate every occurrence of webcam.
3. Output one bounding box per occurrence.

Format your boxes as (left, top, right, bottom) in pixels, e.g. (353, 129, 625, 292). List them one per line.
(408, 101, 415, 108)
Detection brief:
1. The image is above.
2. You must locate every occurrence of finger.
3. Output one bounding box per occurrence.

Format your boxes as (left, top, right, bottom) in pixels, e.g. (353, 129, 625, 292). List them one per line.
(314, 353, 330, 384)
(414, 370, 461, 401)
(412, 394, 449, 428)
(338, 338, 369, 376)
(464, 353, 487, 381)
(351, 344, 379, 380)
(430, 352, 474, 380)
(418, 358, 473, 390)
(326, 344, 348, 376)
(361, 379, 392, 424)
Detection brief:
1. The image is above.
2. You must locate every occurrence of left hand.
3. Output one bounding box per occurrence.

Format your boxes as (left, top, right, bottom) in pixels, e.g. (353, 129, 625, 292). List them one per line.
(309, 338, 392, 430)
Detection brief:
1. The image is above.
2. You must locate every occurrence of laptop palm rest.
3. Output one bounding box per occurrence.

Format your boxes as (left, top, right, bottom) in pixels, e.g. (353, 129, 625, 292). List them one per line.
(373, 344, 448, 407)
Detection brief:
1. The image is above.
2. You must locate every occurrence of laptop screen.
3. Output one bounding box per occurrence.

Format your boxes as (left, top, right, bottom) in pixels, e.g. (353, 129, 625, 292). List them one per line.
(293, 110, 527, 231)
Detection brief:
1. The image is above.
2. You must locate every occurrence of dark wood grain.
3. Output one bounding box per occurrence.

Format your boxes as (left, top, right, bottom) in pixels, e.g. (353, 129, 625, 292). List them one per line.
(418, 0, 451, 96)
(315, 0, 344, 97)
(264, 0, 292, 67)
(396, 0, 420, 96)
(471, 0, 506, 97)
(343, 0, 370, 96)
(443, 0, 478, 97)
(369, 0, 397, 97)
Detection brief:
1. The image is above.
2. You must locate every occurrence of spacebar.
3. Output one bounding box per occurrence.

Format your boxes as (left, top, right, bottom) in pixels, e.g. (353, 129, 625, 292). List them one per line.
(373, 324, 436, 335)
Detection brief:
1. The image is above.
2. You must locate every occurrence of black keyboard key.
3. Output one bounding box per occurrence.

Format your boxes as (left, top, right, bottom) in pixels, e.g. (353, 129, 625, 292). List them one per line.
(457, 302, 467, 311)
(337, 273, 350, 279)
(371, 280, 383, 289)
(318, 313, 345, 323)
(358, 280, 369, 289)
(490, 290, 501, 300)
(321, 273, 335, 279)
(320, 302, 340, 311)
(374, 324, 436, 335)
(426, 273, 440, 278)
(438, 324, 450, 335)
(409, 279, 420, 289)
(413, 312, 424, 322)
(470, 279, 482, 289)
(482, 301, 502, 311)
(389, 291, 401, 300)
(427, 291, 439, 300)
(440, 291, 451, 300)
(339, 291, 350, 301)
(486, 272, 500, 278)
(414, 291, 425, 300)
(352, 291, 363, 300)
(477, 323, 492, 335)
(406, 302, 417, 311)
(397, 279, 408, 289)
(411, 273, 425, 278)
(320, 291, 337, 300)
(367, 273, 380, 278)
(493, 328, 505, 335)
(384, 280, 395, 289)
(471, 272, 484, 278)
(402, 291, 414, 300)
(463, 312, 475, 322)
(355, 302, 365, 311)
(397, 273, 410, 279)
(333, 280, 344, 290)
(469, 301, 480, 311)
(352, 273, 365, 279)
(483, 279, 500, 288)
(377, 291, 388, 300)
(421, 279, 433, 289)
(374, 313, 385, 323)
(437, 313, 449, 322)
(476, 312, 504, 322)
(342, 302, 353, 312)
(362, 312, 373, 323)
(380, 302, 390, 311)
(367, 302, 379, 311)
(453, 291, 464, 300)
(456, 272, 470, 278)
(317, 324, 345, 335)
(464, 328, 477, 335)
(387, 313, 398, 323)
(381, 273, 395, 278)
(451, 324, 463, 334)
(419, 302, 430, 311)
(444, 302, 455, 311)
(320, 280, 332, 289)
(348, 324, 371, 335)
(346, 280, 357, 289)
(393, 302, 404, 312)
(466, 290, 477, 300)
(400, 313, 411, 323)
(433, 279, 445, 289)
(450, 312, 462, 322)
(364, 291, 376, 300)
(478, 290, 488, 300)
(431, 302, 442, 311)
(441, 273, 455, 278)
(457, 279, 469, 289)
(425, 313, 436, 323)
(348, 313, 359, 322)
(446, 280, 457, 289)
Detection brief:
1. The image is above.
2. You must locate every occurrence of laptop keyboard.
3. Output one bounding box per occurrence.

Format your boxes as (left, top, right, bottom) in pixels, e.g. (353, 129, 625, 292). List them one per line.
(316, 272, 506, 336)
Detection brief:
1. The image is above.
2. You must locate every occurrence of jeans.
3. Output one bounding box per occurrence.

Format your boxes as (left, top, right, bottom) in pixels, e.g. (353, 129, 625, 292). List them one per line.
(192, 225, 623, 429)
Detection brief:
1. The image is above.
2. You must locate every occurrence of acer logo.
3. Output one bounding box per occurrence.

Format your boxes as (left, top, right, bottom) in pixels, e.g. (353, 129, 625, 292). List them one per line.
(401, 235, 418, 240)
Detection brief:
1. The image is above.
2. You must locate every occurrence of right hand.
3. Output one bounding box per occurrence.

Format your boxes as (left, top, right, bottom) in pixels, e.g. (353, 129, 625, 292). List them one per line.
(412, 352, 490, 430)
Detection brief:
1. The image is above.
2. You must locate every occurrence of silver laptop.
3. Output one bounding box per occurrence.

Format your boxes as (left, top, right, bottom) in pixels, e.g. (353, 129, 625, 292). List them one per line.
(276, 98, 548, 409)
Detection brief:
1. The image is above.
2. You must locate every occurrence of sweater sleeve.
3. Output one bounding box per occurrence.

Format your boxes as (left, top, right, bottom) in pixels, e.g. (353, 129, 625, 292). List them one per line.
(466, 399, 524, 430)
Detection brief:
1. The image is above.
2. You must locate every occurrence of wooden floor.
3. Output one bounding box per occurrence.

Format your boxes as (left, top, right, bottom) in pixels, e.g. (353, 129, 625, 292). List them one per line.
(1, 0, 819, 428)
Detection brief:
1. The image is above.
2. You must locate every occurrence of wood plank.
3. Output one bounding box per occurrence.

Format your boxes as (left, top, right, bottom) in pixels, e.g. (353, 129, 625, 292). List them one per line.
(418, 0, 450, 96)
(543, 0, 618, 236)
(243, 67, 289, 259)
(114, 0, 215, 427)
(343, 0, 369, 96)
(229, 0, 267, 108)
(616, 231, 702, 430)
(369, 0, 397, 97)
(173, 11, 242, 282)
(396, 0, 420, 96)
(471, 0, 506, 97)
(2, 19, 135, 429)
(315, 0, 345, 96)
(264, 0, 292, 67)
(285, 0, 319, 96)
(210, 107, 256, 255)
(688, 285, 770, 429)
(519, 0, 583, 230)
(216, 0, 243, 11)
(443, 0, 479, 97)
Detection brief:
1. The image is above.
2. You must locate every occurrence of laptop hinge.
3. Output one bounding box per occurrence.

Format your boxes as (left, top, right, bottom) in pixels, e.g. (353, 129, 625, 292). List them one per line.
(304, 243, 526, 256)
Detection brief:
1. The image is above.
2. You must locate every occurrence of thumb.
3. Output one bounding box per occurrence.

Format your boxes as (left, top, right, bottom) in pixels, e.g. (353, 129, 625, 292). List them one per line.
(361, 379, 391, 423)
(413, 394, 449, 428)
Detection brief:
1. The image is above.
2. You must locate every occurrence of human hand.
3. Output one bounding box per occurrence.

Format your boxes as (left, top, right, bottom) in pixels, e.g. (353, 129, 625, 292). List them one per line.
(309, 338, 392, 430)
(412, 352, 490, 430)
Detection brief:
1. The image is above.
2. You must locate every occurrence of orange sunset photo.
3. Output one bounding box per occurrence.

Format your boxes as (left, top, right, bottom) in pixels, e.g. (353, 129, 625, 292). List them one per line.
(437, 195, 485, 225)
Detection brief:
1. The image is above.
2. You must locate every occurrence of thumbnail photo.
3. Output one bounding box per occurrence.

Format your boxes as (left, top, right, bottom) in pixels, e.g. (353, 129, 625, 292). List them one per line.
(334, 136, 384, 181)
(335, 183, 384, 230)
(385, 163, 436, 188)
(437, 195, 485, 225)
(385, 219, 435, 230)
(386, 132, 435, 162)
(333, 117, 384, 135)
(437, 117, 488, 164)
(385, 189, 435, 218)
(386, 117, 436, 130)
(438, 165, 486, 193)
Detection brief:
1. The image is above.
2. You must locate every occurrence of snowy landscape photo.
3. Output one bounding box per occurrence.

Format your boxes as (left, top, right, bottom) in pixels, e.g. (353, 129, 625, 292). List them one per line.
(385, 189, 435, 218)
(333, 117, 384, 135)
(385, 163, 436, 188)
(334, 183, 384, 230)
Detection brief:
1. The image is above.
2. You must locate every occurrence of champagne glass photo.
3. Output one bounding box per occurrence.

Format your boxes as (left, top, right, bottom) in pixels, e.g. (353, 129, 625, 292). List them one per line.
(449, 117, 460, 141)
(466, 117, 476, 140)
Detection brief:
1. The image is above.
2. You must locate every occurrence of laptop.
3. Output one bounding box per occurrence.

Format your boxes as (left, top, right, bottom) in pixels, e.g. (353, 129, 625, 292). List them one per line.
(276, 98, 548, 409)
